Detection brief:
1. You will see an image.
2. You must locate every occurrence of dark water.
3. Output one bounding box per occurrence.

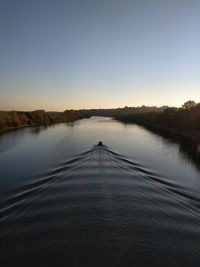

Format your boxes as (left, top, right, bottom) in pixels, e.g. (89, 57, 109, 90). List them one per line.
(0, 117, 200, 266)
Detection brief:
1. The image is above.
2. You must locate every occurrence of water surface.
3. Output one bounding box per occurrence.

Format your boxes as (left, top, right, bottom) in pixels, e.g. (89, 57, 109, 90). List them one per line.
(0, 117, 200, 266)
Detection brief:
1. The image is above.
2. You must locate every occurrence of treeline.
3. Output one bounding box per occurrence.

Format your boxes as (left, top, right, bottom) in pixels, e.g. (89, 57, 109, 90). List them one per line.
(81, 105, 167, 117)
(0, 105, 169, 133)
(0, 110, 86, 132)
(1, 101, 200, 139)
(115, 101, 200, 140)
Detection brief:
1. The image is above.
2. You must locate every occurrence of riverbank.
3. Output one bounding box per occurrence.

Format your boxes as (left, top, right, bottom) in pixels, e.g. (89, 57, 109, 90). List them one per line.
(0, 124, 31, 134)
(115, 115, 200, 143)
(0, 110, 88, 134)
(1, 102, 200, 141)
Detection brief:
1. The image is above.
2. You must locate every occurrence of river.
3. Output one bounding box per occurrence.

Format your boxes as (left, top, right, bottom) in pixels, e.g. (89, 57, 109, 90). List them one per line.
(0, 116, 200, 266)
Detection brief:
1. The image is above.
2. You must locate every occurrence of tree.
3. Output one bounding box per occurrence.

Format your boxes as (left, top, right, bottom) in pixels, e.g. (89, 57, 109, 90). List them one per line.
(182, 100, 196, 110)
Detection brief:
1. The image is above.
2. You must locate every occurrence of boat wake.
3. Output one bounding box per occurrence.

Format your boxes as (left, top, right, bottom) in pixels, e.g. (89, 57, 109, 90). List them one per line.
(1, 144, 200, 266)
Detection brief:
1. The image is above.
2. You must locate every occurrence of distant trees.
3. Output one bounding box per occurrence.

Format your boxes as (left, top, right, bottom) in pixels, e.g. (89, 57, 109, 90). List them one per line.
(0, 110, 86, 132)
(114, 101, 200, 139)
(182, 100, 196, 110)
(1, 101, 200, 137)
(0, 111, 28, 129)
(81, 105, 168, 117)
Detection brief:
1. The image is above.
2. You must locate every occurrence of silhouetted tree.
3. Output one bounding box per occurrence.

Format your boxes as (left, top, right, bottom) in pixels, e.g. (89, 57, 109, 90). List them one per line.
(182, 100, 196, 109)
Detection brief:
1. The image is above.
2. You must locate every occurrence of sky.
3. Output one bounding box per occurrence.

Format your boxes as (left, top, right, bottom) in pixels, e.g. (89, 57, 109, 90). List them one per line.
(0, 0, 200, 111)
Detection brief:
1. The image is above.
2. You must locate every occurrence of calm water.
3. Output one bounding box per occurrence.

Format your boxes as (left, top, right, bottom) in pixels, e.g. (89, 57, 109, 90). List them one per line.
(0, 116, 200, 266)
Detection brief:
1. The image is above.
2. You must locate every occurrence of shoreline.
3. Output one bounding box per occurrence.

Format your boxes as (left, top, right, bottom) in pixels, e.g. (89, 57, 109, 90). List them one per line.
(0, 119, 84, 135)
(1, 114, 200, 144)
(115, 118, 200, 143)
(0, 110, 88, 135)
(0, 124, 32, 134)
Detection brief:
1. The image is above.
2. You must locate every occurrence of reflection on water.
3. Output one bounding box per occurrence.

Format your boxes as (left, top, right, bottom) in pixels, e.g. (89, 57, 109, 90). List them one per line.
(0, 126, 50, 153)
(136, 124, 200, 171)
(0, 117, 200, 267)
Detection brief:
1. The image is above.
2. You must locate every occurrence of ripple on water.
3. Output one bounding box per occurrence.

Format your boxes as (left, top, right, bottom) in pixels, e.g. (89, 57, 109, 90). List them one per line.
(1, 145, 200, 267)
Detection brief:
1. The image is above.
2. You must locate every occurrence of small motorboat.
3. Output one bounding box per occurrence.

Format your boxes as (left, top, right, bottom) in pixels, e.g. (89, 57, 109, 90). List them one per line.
(97, 141, 103, 146)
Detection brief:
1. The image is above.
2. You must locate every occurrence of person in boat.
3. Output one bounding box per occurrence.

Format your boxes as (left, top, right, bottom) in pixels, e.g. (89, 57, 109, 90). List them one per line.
(97, 141, 103, 146)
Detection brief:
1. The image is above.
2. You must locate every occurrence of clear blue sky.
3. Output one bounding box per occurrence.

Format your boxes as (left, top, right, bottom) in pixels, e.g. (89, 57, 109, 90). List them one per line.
(0, 0, 199, 111)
